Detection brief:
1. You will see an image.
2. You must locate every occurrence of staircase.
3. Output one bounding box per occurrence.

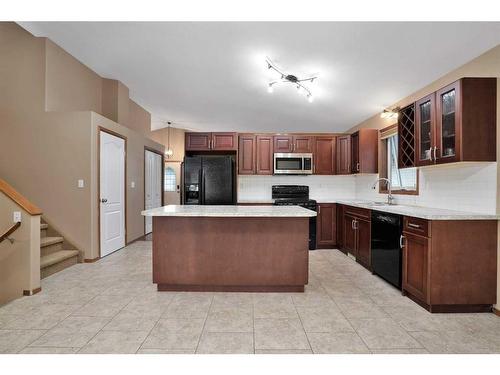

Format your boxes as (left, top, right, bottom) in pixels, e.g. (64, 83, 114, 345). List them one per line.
(40, 221, 80, 278)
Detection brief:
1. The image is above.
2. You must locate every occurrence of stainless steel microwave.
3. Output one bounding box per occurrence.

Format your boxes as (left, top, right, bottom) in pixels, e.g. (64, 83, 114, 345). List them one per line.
(273, 153, 313, 175)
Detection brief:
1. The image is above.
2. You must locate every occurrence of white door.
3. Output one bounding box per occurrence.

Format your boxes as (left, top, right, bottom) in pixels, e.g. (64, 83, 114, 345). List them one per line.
(100, 131, 126, 257)
(145, 150, 163, 234)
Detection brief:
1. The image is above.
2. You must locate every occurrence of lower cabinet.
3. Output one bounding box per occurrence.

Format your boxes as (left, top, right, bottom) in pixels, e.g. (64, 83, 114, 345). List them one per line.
(343, 214, 356, 254)
(316, 203, 337, 248)
(341, 206, 371, 270)
(402, 231, 429, 304)
(356, 218, 371, 269)
(336, 204, 344, 252)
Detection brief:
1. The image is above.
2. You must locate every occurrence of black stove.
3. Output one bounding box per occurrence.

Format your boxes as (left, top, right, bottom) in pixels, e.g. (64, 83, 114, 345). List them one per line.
(272, 185, 317, 250)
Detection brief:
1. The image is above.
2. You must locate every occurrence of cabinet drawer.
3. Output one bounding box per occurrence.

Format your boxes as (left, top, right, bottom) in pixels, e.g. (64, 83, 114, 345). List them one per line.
(343, 205, 371, 221)
(403, 216, 430, 237)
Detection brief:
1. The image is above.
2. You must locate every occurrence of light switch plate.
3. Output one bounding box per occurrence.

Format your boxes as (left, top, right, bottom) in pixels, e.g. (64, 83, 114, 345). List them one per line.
(13, 211, 21, 223)
(131, 181, 135, 188)
(78, 179, 84, 188)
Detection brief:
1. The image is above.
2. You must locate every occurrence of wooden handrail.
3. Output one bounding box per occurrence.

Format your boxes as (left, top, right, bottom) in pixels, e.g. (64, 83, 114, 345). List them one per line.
(0, 222, 21, 244)
(0, 179, 42, 215)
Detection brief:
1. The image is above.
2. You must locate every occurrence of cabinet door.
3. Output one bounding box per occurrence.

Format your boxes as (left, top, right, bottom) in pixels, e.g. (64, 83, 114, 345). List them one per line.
(356, 218, 371, 270)
(336, 135, 351, 174)
(293, 135, 313, 153)
(238, 135, 256, 174)
(415, 94, 436, 166)
(185, 132, 211, 151)
(314, 137, 336, 175)
(256, 135, 273, 175)
(316, 204, 336, 248)
(273, 136, 293, 152)
(343, 214, 356, 255)
(402, 232, 429, 304)
(212, 132, 237, 150)
(350, 132, 360, 173)
(336, 204, 344, 252)
(435, 81, 461, 164)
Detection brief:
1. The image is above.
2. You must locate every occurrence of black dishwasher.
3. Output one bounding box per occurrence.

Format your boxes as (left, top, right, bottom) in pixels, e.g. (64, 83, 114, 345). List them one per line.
(371, 211, 403, 289)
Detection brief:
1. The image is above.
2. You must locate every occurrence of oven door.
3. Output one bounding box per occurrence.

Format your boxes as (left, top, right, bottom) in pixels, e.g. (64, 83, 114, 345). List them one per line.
(274, 153, 312, 174)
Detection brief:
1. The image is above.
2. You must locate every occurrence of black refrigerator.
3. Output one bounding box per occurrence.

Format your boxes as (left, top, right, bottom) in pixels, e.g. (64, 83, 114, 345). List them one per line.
(183, 155, 236, 205)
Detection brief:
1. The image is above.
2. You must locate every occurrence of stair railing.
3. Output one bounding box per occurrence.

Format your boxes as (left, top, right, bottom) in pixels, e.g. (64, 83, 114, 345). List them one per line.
(0, 222, 21, 244)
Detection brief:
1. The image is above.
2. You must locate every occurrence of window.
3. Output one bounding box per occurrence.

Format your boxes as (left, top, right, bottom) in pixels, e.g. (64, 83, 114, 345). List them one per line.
(164, 167, 176, 192)
(383, 134, 418, 194)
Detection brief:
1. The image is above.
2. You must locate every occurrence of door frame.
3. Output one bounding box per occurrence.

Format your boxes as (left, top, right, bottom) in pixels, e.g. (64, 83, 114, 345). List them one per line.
(144, 146, 165, 234)
(97, 127, 127, 258)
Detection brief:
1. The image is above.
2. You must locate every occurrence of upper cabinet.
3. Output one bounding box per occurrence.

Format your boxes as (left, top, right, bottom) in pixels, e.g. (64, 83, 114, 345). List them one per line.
(314, 136, 336, 175)
(350, 129, 378, 174)
(411, 78, 496, 167)
(185, 132, 237, 151)
(336, 135, 351, 175)
(237, 134, 273, 175)
(273, 135, 313, 153)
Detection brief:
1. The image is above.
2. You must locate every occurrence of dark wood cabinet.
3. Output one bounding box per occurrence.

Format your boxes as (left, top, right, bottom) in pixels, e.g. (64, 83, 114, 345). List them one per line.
(336, 204, 344, 252)
(314, 137, 336, 175)
(186, 132, 237, 151)
(212, 132, 237, 150)
(238, 135, 256, 174)
(273, 135, 293, 152)
(256, 135, 273, 175)
(402, 231, 429, 304)
(336, 135, 351, 175)
(293, 135, 314, 153)
(316, 203, 337, 248)
(412, 78, 496, 167)
(350, 129, 378, 174)
(341, 205, 371, 270)
(356, 218, 371, 269)
(185, 132, 212, 151)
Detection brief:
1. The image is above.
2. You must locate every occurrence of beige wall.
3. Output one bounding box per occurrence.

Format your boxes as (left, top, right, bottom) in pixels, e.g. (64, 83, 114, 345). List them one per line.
(0, 194, 40, 305)
(346, 44, 500, 309)
(127, 100, 152, 138)
(149, 126, 186, 162)
(45, 38, 102, 113)
(0, 22, 163, 260)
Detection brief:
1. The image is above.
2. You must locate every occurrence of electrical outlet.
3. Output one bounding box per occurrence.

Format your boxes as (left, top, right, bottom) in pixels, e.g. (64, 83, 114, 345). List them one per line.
(78, 179, 85, 188)
(131, 181, 135, 188)
(13, 211, 21, 223)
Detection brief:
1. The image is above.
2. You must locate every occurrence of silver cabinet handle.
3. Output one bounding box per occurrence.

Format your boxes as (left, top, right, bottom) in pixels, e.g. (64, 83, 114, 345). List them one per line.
(429, 147, 433, 161)
(400, 235, 405, 248)
(408, 223, 420, 229)
(356, 162, 360, 172)
(433, 146, 437, 161)
(351, 219, 355, 229)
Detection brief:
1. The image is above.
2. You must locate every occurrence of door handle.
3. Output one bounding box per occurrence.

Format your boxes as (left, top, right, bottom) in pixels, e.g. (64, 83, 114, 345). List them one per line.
(400, 235, 405, 248)
(101, 198, 108, 203)
(408, 223, 420, 229)
(351, 219, 354, 229)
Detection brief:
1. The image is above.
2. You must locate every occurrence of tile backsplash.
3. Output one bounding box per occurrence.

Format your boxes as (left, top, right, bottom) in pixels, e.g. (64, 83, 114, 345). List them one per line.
(238, 162, 497, 214)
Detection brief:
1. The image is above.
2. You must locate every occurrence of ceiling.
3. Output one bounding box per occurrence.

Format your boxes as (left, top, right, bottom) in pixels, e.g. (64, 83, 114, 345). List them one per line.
(20, 22, 500, 133)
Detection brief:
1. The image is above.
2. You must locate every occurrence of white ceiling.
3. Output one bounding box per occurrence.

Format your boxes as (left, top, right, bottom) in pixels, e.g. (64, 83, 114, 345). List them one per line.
(20, 22, 500, 133)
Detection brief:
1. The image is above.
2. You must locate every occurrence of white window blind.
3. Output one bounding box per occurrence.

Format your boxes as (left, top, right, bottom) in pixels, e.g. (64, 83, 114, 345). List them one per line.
(387, 135, 417, 191)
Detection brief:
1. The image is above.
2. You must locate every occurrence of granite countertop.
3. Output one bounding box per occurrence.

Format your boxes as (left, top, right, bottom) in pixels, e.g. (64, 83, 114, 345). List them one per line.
(336, 199, 499, 220)
(142, 205, 317, 217)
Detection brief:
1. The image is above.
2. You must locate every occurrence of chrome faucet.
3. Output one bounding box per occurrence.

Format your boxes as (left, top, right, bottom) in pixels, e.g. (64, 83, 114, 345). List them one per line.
(371, 178, 395, 205)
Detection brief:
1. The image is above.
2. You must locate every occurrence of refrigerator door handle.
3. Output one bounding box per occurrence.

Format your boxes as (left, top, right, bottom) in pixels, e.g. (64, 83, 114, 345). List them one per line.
(200, 169, 205, 204)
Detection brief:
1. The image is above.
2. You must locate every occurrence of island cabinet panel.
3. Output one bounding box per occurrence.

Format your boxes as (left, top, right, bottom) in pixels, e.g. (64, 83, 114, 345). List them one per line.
(256, 135, 274, 174)
(273, 135, 293, 152)
(336, 135, 351, 174)
(293, 135, 314, 153)
(238, 135, 256, 174)
(152, 216, 309, 292)
(351, 129, 378, 174)
(402, 217, 497, 313)
(314, 137, 336, 175)
(316, 203, 337, 248)
(212, 132, 237, 150)
(185, 132, 212, 151)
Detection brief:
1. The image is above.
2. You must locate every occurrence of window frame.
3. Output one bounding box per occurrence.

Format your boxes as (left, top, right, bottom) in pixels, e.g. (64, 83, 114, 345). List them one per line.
(164, 166, 177, 193)
(379, 124, 419, 196)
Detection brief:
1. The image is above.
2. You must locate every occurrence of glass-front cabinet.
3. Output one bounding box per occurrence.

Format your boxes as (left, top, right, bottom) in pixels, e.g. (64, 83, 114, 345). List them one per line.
(415, 94, 436, 166)
(435, 81, 460, 163)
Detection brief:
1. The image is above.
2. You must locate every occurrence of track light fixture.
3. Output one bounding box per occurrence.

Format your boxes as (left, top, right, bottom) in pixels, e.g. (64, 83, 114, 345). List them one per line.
(265, 57, 317, 103)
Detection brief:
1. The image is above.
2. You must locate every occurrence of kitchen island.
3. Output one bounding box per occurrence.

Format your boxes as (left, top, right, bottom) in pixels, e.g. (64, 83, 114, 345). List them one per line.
(142, 205, 316, 292)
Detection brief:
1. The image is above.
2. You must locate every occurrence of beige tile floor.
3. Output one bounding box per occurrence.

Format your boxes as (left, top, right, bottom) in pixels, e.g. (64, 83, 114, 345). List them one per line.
(1, 241, 499, 354)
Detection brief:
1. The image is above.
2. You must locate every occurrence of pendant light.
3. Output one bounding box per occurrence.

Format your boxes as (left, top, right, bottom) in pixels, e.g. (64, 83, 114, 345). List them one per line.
(164, 122, 174, 158)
